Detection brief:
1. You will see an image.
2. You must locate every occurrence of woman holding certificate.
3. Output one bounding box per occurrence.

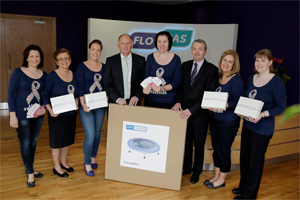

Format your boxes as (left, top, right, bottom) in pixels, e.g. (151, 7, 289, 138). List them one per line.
(43, 48, 78, 178)
(143, 31, 182, 109)
(76, 40, 106, 177)
(8, 45, 47, 188)
(205, 49, 244, 189)
(232, 49, 286, 200)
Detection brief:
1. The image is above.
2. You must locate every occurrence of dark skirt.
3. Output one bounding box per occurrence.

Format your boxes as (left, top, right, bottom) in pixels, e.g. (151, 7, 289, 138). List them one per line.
(48, 112, 76, 148)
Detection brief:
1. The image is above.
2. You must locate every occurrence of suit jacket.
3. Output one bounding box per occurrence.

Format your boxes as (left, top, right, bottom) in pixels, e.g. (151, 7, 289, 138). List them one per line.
(104, 53, 146, 103)
(177, 59, 219, 124)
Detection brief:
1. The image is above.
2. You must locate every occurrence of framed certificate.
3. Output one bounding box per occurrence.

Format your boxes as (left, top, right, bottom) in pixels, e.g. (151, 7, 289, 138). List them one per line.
(50, 93, 77, 114)
(234, 96, 264, 119)
(84, 91, 108, 110)
(201, 91, 229, 110)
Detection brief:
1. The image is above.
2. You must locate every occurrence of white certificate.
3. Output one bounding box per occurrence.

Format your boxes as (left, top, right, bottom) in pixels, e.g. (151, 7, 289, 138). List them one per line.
(26, 103, 42, 118)
(140, 77, 163, 88)
(201, 91, 229, 110)
(50, 93, 77, 114)
(84, 91, 108, 110)
(234, 97, 264, 119)
(140, 77, 152, 88)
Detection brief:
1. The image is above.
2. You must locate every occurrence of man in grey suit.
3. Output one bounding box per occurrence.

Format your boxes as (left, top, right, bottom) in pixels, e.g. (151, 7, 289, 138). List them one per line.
(104, 34, 145, 106)
(172, 39, 218, 184)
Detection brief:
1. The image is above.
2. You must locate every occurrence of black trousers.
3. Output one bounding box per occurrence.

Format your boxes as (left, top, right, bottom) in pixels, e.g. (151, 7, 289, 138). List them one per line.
(210, 118, 240, 173)
(238, 126, 272, 199)
(183, 121, 208, 175)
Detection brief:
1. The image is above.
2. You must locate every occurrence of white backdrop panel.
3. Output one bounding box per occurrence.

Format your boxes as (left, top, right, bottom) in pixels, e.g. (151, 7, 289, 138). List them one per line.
(88, 18, 238, 66)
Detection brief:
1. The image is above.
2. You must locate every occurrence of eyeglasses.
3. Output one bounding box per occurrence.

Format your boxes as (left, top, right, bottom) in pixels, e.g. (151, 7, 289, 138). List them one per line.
(57, 57, 71, 62)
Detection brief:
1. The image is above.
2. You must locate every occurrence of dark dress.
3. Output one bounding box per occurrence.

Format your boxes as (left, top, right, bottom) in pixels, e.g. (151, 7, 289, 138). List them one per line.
(43, 70, 78, 148)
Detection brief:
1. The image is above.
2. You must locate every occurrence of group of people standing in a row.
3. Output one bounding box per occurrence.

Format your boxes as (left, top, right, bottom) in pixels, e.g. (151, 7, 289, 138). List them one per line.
(8, 31, 286, 200)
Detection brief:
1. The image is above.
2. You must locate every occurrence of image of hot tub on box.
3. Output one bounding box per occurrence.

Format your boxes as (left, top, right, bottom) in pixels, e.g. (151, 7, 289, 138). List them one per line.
(120, 121, 169, 173)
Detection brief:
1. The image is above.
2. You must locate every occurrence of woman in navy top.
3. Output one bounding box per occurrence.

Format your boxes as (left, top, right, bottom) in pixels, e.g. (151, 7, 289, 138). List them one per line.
(232, 49, 286, 200)
(77, 40, 106, 177)
(143, 31, 182, 109)
(43, 48, 78, 178)
(204, 50, 244, 189)
(8, 45, 47, 188)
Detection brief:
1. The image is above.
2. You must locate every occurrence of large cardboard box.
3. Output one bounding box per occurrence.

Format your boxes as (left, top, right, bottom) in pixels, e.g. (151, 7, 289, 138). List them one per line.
(105, 104, 187, 191)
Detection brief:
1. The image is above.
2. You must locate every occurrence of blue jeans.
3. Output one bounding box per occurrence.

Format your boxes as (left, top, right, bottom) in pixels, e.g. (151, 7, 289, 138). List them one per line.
(79, 107, 106, 165)
(16, 117, 44, 174)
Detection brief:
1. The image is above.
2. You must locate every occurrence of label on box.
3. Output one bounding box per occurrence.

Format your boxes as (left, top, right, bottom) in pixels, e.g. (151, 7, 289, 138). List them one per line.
(50, 93, 77, 114)
(201, 91, 229, 110)
(84, 91, 108, 110)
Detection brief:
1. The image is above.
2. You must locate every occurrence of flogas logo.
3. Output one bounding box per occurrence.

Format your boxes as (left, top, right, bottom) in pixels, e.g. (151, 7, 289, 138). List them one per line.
(132, 29, 193, 49)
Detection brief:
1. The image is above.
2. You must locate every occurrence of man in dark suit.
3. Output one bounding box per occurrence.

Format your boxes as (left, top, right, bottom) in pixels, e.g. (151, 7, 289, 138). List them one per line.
(104, 34, 145, 106)
(172, 39, 218, 184)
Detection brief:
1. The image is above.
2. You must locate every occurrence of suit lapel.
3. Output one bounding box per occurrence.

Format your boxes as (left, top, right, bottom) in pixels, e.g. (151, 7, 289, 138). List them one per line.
(116, 54, 125, 95)
(131, 53, 136, 84)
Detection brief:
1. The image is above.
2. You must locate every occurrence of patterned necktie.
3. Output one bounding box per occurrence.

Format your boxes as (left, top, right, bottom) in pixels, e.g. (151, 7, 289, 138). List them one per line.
(190, 63, 198, 85)
(123, 57, 129, 99)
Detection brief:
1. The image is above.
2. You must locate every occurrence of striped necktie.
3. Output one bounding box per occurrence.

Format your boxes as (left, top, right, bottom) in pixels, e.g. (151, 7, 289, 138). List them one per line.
(190, 63, 198, 85)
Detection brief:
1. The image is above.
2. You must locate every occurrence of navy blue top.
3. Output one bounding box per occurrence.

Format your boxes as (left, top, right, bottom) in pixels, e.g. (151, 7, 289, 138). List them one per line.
(76, 62, 105, 97)
(145, 53, 182, 104)
(8, 68, 47, 120)
(212, 75, 244, 121)
(43, 70, 79, 116)
(243, 74, 286, 135)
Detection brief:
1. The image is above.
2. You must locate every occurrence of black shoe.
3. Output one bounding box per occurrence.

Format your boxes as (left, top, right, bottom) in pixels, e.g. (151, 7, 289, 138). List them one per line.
(34, 172, 43, 178)
(190, 173, 199, 184)
(182, 170, 192, 175)
(207, 182, 225, 189)
(53, 167, 69, 178)
(60, 164, 74, 172)
(232, 188, 242, 195)
(204, 179, 211, 185)
(27, 180, 35, 188)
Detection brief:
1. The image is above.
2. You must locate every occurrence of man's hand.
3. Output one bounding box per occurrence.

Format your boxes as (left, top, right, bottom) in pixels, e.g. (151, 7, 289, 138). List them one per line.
(128, 96, 139, 106)
(117, 98, 127, 105)
(180, 109, 192, 120)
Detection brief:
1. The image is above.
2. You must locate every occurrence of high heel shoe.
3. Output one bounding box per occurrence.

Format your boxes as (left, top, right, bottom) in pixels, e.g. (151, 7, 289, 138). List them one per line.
(84, 163, 94, 177)
(60, 163, 74, 172)
(53, 167, 69, 178)
(91, 163, 98, 169)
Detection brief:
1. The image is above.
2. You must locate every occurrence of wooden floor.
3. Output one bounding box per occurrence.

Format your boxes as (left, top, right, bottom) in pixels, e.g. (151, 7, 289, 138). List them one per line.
(0, 109, 299, 200)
